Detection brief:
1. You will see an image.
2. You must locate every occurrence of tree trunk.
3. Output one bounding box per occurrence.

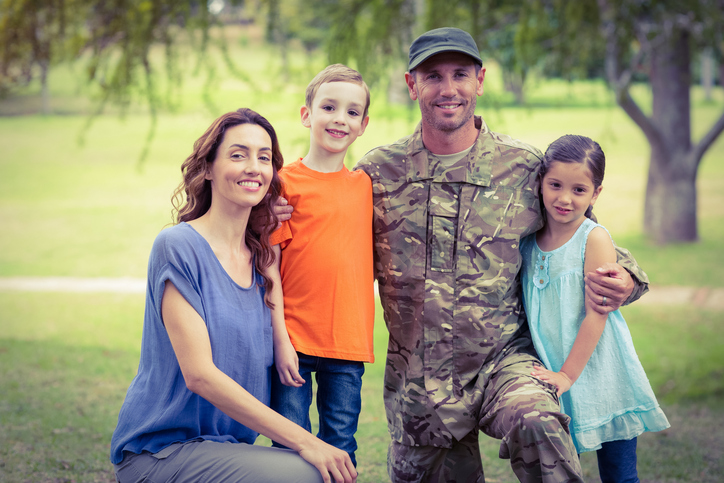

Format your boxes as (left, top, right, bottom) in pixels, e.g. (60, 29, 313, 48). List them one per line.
(39, 59, 50, 115)
(644, 26, 698, 243)
(644, 143, 698, 244)
(503, 70, 526, 105)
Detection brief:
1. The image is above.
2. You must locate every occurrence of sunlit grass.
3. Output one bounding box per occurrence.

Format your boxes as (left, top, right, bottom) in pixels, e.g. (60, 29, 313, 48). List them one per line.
(2, 100, 722, 281)
(1, 293, 722, 482)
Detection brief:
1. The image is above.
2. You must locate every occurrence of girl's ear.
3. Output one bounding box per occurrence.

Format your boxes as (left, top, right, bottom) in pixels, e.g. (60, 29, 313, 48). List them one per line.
(590, 185, 603, 206)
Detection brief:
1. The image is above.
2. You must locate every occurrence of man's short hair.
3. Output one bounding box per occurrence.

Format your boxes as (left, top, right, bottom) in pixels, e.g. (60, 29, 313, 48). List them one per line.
(305, 64, 371, 118)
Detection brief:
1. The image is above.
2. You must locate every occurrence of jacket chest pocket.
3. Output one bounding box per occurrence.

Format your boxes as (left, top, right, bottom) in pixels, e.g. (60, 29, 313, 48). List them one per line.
(458, 186, 540, 305)
(429, 182, 460, 273)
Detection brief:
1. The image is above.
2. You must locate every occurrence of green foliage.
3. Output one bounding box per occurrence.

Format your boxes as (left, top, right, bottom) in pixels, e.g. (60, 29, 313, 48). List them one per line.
(262, 0, 329, 53)
(0, 0, 88, 98)
(325, 0, 416, 82)
(1, 0, 262, 159)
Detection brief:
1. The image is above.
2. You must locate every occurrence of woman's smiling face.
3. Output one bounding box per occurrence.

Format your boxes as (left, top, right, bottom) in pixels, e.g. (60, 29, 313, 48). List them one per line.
(205, 123, 274, 213)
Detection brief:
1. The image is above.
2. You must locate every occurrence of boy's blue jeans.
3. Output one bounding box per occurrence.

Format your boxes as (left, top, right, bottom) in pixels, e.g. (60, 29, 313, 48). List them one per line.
(270, 353, 365, 466)
(596, 437, 639, 483)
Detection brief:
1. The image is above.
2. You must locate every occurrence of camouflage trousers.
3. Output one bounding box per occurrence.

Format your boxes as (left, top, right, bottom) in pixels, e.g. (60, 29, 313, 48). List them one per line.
(387, 359, 583, 483)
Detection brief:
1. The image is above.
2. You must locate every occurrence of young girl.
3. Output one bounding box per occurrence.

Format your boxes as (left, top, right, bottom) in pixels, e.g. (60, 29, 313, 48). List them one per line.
(520, 134, 669, 482)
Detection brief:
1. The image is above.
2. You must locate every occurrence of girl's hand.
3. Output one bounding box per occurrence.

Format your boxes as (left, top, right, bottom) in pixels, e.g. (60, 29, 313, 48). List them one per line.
(532, 366, 573, 397)
(274, 338, 304, 387)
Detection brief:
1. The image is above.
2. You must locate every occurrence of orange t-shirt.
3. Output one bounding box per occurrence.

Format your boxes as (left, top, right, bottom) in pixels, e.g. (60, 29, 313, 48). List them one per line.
(271, 159, 375, 362)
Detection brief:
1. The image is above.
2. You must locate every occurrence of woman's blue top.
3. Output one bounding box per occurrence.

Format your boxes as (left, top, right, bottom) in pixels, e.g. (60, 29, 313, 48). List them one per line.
(110, 222, 273, 464)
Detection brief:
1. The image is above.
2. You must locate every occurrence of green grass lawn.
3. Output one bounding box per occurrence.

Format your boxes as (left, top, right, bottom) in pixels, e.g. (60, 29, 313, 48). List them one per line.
(1, 106, 723, 284)
(1, 24, 723, 482)
(1, 293, 722, 482)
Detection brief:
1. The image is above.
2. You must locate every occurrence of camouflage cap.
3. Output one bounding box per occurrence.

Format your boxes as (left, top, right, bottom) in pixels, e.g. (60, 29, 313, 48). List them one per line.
(408, 28, 483, 70)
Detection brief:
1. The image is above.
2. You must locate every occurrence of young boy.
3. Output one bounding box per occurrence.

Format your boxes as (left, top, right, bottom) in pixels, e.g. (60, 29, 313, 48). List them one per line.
(269, 64, 374, 467)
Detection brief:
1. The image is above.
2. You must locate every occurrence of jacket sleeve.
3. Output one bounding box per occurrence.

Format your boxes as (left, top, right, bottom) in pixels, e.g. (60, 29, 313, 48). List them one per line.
(614, 245, 650, 305)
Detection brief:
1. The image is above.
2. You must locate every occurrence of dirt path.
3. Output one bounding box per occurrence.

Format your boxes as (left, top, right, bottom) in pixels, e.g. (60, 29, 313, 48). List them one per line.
(0, 276, 722, 310)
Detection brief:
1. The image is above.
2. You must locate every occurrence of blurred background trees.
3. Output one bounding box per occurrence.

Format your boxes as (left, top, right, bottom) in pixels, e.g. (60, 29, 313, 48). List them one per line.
(1, 0, 722, 244)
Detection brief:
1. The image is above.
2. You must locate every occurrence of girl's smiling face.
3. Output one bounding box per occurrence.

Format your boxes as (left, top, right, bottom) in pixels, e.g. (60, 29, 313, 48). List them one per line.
(541, 160, 602, 230)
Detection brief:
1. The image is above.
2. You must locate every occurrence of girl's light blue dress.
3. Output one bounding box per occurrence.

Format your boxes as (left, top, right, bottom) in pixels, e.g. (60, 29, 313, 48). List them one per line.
(520, 218, 670, 453)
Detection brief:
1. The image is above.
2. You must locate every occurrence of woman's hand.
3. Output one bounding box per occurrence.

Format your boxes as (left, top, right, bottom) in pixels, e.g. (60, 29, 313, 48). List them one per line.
(531, 366, 573, 397)
(163, 281, 353, 482)
(297, 439, 357, 483)
(274, 337, 304, 387)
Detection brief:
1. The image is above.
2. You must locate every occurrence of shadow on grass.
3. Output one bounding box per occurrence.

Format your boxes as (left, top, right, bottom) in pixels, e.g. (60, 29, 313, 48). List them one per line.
(2, 300, 723, 482)
(3, 338, 721, 483)
(0, 339, 133, 483)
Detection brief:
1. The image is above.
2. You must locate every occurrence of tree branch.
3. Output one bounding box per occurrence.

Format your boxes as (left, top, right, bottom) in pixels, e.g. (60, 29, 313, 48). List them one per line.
(614, 89, 656, 141)
(598, 0, 662, 148)
(690, 109, 724, 168)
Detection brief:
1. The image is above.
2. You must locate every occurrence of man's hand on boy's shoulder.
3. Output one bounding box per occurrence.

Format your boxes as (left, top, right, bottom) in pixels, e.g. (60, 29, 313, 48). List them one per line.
(274, 197, 293, 222)
(249, 197, 292, 233)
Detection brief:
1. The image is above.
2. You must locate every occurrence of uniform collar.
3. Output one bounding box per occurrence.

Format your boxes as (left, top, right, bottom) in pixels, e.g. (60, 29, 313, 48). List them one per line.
(406, 116, 493, 187)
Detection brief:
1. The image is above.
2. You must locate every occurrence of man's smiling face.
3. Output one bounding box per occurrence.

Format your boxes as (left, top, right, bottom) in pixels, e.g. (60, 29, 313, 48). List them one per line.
(406, 52, 485, 134)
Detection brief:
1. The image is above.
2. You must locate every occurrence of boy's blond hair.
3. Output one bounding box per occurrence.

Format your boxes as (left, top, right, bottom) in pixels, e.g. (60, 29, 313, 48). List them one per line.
(305, 64, 371, 118)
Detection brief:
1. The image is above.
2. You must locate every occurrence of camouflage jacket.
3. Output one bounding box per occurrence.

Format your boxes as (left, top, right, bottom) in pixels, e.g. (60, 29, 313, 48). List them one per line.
(355, 117, 649, 448)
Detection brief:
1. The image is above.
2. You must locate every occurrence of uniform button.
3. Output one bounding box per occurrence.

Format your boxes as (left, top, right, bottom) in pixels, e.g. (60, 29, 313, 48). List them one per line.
(539, 279, 544, 284)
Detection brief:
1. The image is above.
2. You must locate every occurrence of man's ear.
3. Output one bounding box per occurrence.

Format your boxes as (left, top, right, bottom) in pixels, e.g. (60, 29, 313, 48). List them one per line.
(476, 67, 486, 96)
(405, 72, 418, 101)
(300, 105, 312, 128)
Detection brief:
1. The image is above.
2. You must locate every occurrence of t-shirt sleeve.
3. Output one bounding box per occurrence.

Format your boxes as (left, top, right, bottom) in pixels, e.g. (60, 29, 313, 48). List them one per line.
(147, 227, 205, 323)
(270, 220, 292, 248)
(270, 170, 293, 248)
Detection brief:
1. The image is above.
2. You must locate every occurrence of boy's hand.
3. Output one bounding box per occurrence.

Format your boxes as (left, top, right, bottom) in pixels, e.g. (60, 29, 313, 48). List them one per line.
(584, 262, 634, 314)
(274, 338, 304, 387)
(531, 366, 573, 397)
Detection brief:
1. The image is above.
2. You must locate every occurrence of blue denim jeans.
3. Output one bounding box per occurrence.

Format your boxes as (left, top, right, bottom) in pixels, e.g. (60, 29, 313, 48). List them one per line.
(596, 437, 639, 483)
(270, 353, 365, 466)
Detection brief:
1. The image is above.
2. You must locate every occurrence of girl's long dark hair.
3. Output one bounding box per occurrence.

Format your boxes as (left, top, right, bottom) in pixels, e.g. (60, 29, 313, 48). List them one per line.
(171, 108, 283, 308)
(540, 134, 605, 219)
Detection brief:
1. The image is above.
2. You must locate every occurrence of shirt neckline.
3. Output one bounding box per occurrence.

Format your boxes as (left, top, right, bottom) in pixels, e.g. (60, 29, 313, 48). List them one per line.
(180, 222, 257, 291)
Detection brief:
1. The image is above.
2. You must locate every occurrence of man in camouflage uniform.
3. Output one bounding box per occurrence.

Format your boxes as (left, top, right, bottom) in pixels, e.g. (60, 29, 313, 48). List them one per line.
(354, 28, 648, 482)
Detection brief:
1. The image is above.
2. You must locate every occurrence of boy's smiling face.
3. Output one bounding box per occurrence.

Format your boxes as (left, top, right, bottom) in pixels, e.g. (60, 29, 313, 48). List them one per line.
(302, 81, 369, 155)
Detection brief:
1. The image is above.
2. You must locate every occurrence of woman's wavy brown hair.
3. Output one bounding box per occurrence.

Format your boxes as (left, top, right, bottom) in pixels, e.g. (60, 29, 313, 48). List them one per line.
(171, 108, 284, 308)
